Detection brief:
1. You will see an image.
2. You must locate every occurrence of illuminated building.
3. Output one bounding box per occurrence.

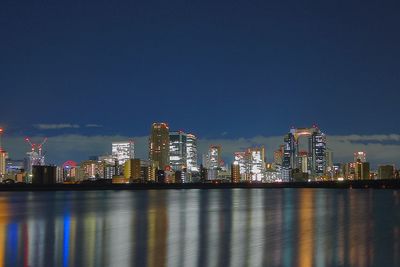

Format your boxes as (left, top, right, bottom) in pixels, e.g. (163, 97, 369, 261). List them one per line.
(354, 161, 370, 180)
(186, 133, 198, 172)
(169, 131, 187, 171)
(354, 151, 367, 163)
(0, 151, 7, 181)
(62, 160, 78, 182)
(231, 163, 240, 183)
(247, 146, 265, 181)
(207, 145, 222, 169)
(205, 145, 222, 180)
(149, 123, 170, 170)
(264, 169, 282, 182)
(378, 165, 395, 179)
(32, 165, 57, 184)
(0, 128, 7, 181)
(112, 141, 134, 165)
(273, 145, 284, 166)
(325, 148, 333, 171)
(282, 125, 327, 180)
(79, 160, 105, 179)
(24, 151, 45, 179)
(234, 151, 248, 181)
(124, 159, 141, 181)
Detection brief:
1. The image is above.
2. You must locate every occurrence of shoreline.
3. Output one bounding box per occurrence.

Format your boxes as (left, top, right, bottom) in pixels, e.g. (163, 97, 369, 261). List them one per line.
(0, 179, 399, 191)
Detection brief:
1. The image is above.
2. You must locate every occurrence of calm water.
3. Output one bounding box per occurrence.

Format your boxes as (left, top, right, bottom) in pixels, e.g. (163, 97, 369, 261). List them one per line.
(0, 189, 399, 267)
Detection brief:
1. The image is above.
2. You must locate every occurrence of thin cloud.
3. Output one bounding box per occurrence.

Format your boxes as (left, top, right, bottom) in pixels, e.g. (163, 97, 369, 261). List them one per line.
(85, 124, 103, 128)
(34, 124, 80, 130)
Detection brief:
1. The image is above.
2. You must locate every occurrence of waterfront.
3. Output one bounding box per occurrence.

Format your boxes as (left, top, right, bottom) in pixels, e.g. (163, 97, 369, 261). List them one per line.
(0, 189, 399, 267)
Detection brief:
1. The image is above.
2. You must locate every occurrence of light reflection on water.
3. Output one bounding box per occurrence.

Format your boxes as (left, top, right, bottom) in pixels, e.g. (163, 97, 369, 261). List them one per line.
(0, 189, 399, 267)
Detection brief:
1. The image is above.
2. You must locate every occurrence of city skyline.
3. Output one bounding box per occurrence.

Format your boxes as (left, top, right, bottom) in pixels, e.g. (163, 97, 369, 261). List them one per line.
(0, 124, 399, 169)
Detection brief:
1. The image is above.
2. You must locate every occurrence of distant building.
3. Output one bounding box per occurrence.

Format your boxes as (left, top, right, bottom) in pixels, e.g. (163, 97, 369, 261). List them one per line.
(124, 159, 141, 181)
(186, 133, 198, 172)
(234, 151, 248, 181)
(112, 141, 134, 165)
(169, 131, 187, 171)
(0, 150, 8, 181)
(79, 160, 105, 179)
(354, 161, 370, 180)
(32, 165, 57, 185)
(247, 146, 265, 181)
(207, 145, 222, 170)
(149, 123, 170, 170)
(231, 163, 240, 183)
(378, 165, 395, 179)
(282, 126, 327, 180)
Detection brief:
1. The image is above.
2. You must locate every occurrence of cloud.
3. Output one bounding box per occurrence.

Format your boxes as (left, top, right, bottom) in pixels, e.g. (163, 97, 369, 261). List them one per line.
(2, 134, 399, 168)
(34, 124, 80, 130)
(85, 124, 103, 128)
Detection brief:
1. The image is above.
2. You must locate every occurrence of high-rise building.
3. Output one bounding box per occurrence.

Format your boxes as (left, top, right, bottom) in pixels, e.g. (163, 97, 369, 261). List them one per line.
(124, 159, 141, 181)
(169, 131, 187, 171)
(207, 145, 222, 170)
(79, 160, 105, 179)
(247, 146, 265, 181)
(231, 162, 240, 183)
(273, 145, 284, 166)
(112, 141, 134, 165)
(378, 165, 395, 179)
(149, 123, 170, 170)
(354, 161, 370, 180)
(0, 128, 7, 181)
(186, 133, 198, 172)
(233, 151, 248, 181)
(354, 151, 367, 163)
(282, 126, 327, 180)
(0, 151, 7, 181)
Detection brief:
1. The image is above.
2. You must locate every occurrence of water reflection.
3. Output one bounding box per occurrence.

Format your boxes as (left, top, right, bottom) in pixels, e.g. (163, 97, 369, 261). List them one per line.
(0, 189, 398, 267)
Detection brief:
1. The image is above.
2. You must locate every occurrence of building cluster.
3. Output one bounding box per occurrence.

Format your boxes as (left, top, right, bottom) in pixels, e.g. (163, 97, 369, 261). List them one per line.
(0, 124, 398, 185)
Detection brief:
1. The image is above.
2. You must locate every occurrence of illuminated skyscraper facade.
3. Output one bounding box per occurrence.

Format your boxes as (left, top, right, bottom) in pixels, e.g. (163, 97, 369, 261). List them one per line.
(233, 151, 248, 181)
(247, 146, 265, 181)
(0, 151, 7, 181)
(282, 126, 327, 180)
(186, 134, 198, 172)
(207, 145, 221, 170)
(169, 131, 187, 171)
(149, 123, 170, 170)
(112, 141, 134, 165)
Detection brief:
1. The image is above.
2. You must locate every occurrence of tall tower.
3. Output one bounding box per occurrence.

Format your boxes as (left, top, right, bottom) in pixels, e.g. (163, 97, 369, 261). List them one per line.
(0, 128, 8, 181)
(169, 131, 187, 171)
(282, 125, 327, 180)
(186, 133, 198, 172)
(149, 123, 170, 170)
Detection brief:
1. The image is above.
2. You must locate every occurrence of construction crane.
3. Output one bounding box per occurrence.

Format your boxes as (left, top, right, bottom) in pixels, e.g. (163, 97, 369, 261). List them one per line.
(25, 137, 47, 166)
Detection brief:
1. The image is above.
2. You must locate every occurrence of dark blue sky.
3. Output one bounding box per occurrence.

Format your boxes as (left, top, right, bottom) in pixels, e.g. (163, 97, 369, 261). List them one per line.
(1, 0, 399, 139)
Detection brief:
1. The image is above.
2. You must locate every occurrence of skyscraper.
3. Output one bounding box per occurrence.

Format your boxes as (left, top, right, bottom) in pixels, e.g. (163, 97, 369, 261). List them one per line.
(282, 126, 327, 180)
(186, 133, 198, 172)
(0, 128, 6, 181)
(207, 145, 222, 170)
(247, 146, 265, 181)
(233, 151, 248, 181)
(112, 141, 134, 165)
(149, 123, 170, 170)
(169, 131, 187, 171)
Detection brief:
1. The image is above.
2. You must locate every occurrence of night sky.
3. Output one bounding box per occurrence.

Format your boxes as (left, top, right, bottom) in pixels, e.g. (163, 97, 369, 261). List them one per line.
(1, 0, 399, 165)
